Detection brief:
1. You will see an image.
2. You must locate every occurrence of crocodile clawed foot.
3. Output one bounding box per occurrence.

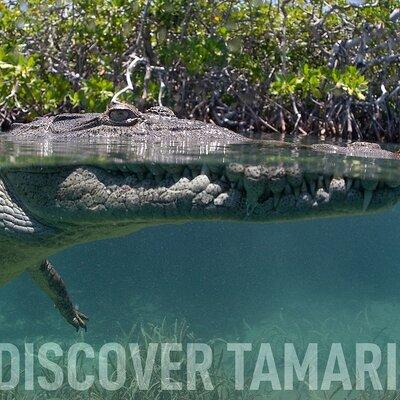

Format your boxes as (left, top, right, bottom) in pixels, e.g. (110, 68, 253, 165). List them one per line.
(29, 259, 89, 332)
(55, 299, 89, 332)
(70, 309, 89, 332)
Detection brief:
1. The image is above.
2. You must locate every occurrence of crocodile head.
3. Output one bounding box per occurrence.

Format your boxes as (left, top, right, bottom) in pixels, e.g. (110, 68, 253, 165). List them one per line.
(2, 105, 400, 244)
(7, 102, 248, 144)
(2, 104, 400, 330)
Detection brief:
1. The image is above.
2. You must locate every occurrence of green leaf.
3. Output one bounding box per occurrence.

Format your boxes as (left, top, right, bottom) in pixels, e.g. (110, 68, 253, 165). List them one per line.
(0, 61, 15, 69)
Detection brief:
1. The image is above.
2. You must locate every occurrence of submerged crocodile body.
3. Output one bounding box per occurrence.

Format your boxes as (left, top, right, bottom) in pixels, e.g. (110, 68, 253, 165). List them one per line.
(1, 103, 400, 330)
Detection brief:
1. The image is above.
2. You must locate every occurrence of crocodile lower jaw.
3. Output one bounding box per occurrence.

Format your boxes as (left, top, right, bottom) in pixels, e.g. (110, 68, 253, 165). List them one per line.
(3, 163, 400, 233)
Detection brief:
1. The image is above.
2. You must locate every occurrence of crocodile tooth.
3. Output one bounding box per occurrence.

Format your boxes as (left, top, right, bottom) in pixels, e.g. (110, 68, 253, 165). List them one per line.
(346, 178, 353, 190)
(273, 192, 282, 208)
(287, 167, 303, 194)
(304, 173, 318, 191)
(324, 176, 331, 191)
(172, 174, 180, 183)
(284, 184, 292, 195)
(183, 167, 192, 179)
(201, 164, 210, 175)
(363, 190, 373, 212)
(264, 166, 286, 193)
(308, 181, 316, 196)
(209, 164, 222, 174)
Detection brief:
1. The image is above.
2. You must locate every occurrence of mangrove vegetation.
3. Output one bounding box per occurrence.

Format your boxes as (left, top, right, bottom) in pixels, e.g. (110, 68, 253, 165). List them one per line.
(0, 0, 399, 140)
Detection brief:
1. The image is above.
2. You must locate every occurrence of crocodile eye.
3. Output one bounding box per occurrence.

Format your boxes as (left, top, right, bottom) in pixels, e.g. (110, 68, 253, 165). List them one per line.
(109, 109, 134, 123)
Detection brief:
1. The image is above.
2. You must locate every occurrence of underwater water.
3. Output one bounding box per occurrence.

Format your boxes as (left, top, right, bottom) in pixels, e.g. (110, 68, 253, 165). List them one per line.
(1, 135, 400, 399)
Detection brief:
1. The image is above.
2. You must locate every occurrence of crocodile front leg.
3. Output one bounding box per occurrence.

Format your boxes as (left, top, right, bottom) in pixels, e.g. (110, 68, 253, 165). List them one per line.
(28, 259, 88, 331)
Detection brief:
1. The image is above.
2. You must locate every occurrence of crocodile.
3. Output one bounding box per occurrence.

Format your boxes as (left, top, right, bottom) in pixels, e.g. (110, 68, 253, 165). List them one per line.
(1, 102, 400, 331)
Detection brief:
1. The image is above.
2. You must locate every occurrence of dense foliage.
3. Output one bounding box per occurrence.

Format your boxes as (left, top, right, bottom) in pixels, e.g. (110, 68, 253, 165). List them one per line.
(0, 0, 399, 140)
